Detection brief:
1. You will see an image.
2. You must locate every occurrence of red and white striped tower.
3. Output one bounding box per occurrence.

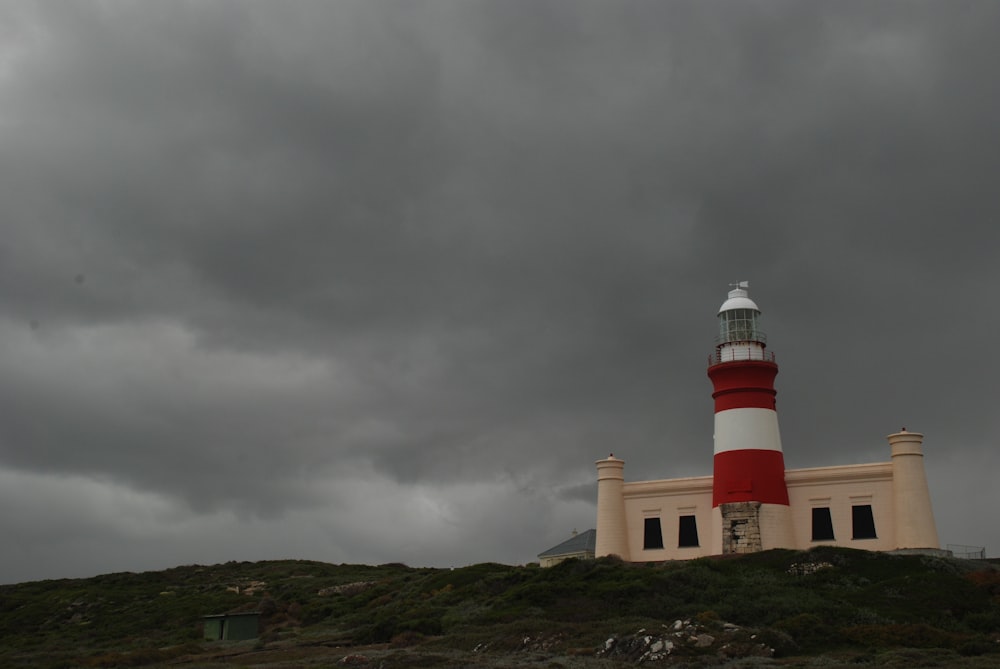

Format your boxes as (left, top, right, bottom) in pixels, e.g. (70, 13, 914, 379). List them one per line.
(707, 282, 795, 553)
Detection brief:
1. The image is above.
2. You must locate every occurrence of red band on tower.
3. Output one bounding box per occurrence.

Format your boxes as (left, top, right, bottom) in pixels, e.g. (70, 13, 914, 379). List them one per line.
(712, 449, 790, 506)
(708, 361, 778, 412)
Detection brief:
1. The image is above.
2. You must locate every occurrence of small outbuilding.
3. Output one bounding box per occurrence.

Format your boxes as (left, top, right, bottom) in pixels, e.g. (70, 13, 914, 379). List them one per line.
(537, 529, 597, 567)
(202, 612, 260, 640)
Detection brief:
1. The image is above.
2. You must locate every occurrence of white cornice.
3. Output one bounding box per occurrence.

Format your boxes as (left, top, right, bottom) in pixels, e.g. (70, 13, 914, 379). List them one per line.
(785, 462, 893, 486)
(623, 475, 713, 499)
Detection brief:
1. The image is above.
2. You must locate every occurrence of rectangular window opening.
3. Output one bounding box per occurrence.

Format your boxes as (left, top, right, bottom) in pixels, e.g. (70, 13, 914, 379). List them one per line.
(852, 505, 877, 540)
(643, 517, 664, 549)
(811, 507, 835, 541)
(678, 515, 699, 547)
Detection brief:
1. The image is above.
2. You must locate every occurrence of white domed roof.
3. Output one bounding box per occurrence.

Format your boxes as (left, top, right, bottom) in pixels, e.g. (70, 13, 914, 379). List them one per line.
(718, 286, 759, 314)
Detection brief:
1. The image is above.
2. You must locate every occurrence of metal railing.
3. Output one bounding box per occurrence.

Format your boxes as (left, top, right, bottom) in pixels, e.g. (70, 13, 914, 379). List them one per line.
(947, 544, 986, 559)
(708, 347, 777, 365)
(715, 331, 767, 346)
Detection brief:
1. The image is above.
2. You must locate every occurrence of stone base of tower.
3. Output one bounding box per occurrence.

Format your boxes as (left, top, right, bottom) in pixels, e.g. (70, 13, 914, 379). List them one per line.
(715, 502, 796, 555)
(720, 502, 762, 554)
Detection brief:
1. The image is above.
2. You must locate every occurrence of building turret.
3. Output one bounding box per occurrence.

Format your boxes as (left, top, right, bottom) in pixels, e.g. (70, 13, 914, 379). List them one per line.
(707, 282, 795, 553)
(594, 455, 630, 560)
(887, 430, 940, 549)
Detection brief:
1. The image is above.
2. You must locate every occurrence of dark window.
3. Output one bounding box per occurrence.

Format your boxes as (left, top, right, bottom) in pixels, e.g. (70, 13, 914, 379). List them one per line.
(852, 505, 877, 539)
(643, 517, 664, 549)
(678, 515, 699, 547)
(811, 507, 835, 541)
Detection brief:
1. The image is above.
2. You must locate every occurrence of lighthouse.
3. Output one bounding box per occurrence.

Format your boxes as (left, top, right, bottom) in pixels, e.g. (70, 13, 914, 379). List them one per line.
(586, 281, 944, 563)
(707, 282, 795, 553)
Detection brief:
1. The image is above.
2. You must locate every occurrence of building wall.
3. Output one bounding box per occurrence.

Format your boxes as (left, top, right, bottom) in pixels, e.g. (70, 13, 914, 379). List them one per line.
(621, 476, 714, 561)
(203, 618, 223, 640)
(603, 458, 938, 561)
(203, 614, 260, 641)
(225, 614, 260, 640)
(786, 462, 897, 552)
(758, 503, 797, 550)
(539, 551, 595, 567)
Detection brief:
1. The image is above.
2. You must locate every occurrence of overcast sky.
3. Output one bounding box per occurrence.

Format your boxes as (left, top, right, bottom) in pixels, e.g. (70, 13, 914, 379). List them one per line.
(1, 0, 998, 584)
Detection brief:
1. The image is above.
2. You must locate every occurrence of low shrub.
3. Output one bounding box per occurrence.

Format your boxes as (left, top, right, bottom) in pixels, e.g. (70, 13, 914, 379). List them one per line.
(963, 609, 1000, 633)
(774, 613, 831, 652)
(389, 630, 425, 648)
(841, 623, 968, 650)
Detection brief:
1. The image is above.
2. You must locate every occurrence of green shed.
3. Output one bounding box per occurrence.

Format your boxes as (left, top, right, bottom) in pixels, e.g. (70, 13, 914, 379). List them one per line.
(202, 612, 260, 640)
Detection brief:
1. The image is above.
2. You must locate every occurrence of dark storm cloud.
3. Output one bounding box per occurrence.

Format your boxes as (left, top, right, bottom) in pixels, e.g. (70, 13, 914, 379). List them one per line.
(0, 0, 998, 582)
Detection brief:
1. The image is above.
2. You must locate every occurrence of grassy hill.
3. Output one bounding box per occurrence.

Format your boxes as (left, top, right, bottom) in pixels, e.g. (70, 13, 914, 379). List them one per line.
(2, 547, 1000, 668)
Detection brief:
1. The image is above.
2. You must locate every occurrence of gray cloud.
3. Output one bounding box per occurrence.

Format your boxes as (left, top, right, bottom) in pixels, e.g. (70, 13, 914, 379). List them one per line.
(0, 0, 997, 582)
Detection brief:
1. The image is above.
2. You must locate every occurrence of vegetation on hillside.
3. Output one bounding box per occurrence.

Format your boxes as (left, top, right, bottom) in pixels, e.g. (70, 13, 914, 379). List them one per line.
(2, 547, 999, 668)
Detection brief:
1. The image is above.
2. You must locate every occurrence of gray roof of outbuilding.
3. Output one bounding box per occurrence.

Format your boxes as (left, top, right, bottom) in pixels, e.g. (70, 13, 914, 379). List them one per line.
(537, 529, 597, 558)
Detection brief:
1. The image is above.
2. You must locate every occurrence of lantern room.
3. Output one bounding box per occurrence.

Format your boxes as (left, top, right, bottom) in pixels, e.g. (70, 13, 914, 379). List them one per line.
(714, 282, 770, 363)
